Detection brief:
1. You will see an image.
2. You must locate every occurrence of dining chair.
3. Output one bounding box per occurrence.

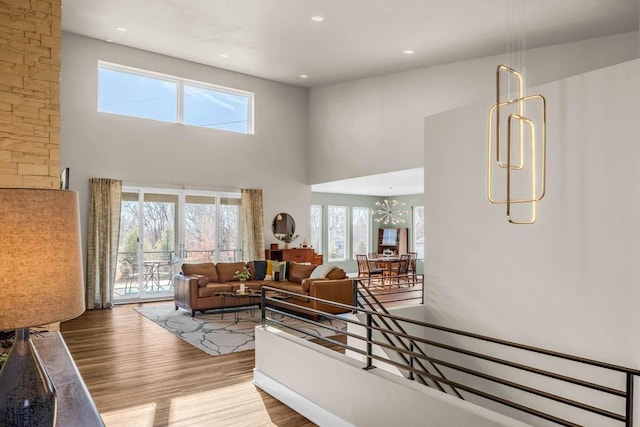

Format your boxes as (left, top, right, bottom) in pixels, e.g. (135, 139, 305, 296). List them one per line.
(367, 252, 381, 269)
(391, 254, 411, 286)
(408, 252, 418, 274)
(122, 258, 138, 294)
(160, 257, 181, 290)
(356, 254, 384, 286)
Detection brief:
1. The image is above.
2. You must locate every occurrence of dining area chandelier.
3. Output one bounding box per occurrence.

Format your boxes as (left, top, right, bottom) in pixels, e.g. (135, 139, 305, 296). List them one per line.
(371, 199, 409, 225)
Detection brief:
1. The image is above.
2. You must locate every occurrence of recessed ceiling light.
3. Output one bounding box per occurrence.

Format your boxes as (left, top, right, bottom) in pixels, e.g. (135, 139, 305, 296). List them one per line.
(116, 27, 127, 32)
(104, 37, 112, 43)
(310, 16, 324, 22)
(403, 49, 415, 55)
(220, 54, 229, 58)
(299, 74, 309, 79)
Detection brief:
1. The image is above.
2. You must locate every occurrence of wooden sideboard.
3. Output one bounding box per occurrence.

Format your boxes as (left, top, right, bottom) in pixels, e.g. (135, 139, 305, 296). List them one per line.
(32, 332, 104, 426)
(377, 227, 408, 256)
(265, 248, 323, 265)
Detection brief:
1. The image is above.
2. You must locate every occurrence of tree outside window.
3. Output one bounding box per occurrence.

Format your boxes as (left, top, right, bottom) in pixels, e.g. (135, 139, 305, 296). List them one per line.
(328, 206, 347, 262)
(413, 206, 425, 259)
(351, 207, 370, 259)
(310, 205, 322, 254)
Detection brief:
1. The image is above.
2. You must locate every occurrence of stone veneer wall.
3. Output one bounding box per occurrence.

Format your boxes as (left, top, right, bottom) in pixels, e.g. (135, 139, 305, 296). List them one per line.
(0, 0, 61, 188)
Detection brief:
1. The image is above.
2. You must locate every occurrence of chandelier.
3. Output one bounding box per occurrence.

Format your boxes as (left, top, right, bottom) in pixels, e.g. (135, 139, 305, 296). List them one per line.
(486, 0, 546, 225)
(371, 199, 409, 225)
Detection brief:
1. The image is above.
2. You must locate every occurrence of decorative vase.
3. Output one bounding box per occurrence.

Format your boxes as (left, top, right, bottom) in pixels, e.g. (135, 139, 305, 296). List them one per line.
(239, 283, 246, 293)
(284, 243, 290, 249)
(0, 329, 56, 426)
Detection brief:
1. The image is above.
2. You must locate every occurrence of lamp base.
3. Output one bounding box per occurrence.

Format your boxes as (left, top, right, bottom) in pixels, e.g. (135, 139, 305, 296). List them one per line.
(0, 328, 56, 426)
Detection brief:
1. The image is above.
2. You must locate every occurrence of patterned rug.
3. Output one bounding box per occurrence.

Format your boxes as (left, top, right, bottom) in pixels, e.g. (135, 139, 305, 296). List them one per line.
(135, 304, 346, 356)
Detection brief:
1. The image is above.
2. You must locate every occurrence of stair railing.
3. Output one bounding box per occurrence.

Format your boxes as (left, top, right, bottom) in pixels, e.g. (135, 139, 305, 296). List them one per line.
(356, 279, 463, 398)
(260, 283, 640, 427)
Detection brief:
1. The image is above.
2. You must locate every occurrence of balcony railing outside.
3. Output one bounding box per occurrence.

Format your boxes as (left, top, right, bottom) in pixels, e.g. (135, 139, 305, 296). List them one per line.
(113, 248, 242, 298)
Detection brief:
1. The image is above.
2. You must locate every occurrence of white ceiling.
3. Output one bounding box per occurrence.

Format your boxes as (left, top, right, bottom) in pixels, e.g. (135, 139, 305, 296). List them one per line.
(311, 168, 424, 197)
(60, 0, 638, 196)
(61, 0, 638, 88)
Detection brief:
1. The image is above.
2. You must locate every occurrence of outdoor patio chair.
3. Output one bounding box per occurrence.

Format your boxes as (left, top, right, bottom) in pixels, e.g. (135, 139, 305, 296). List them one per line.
(122, 258, 138, 294)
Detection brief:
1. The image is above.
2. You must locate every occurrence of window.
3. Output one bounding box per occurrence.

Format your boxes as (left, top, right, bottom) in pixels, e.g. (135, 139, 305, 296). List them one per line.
(184, 196, 241, 263)
(413, 206, 425, 259)
(328, 206, 347, 262)
(310, 205, 322, 254)
(98, 61, 254, 134)
(351, 207, 370, 259)
(115, 187, 241, 302)
(183, 83, 250, 133)
(98, 67, 177, 123)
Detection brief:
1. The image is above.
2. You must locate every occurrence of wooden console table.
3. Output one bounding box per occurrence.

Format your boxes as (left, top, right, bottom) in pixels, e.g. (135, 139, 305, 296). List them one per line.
(265, 247, 323, 265)
(32, 331, 104, 426)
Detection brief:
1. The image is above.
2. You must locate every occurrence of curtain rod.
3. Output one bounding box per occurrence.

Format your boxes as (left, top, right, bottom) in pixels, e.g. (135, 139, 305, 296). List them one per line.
(122, 180, 242, 193)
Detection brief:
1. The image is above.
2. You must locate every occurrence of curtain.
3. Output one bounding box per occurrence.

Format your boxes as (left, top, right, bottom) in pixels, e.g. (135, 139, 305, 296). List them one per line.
(241, 189, 265, 261)
(87, 178, 122, 309)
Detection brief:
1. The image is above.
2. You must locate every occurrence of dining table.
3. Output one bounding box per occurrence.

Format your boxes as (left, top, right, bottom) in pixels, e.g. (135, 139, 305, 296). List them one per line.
(368, 256, 401, 283)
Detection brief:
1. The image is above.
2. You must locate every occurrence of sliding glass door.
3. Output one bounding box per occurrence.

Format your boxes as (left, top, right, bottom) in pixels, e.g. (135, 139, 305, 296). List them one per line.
(114, 188, 241, 302)
(183, 196, 241, 263)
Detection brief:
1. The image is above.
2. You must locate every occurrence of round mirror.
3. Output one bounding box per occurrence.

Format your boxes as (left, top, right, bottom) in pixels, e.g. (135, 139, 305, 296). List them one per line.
(272, 213, 296, 240)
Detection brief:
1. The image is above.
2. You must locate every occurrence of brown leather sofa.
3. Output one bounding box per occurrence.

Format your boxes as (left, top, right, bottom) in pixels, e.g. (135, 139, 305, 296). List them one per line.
(173, 261, 353, 318)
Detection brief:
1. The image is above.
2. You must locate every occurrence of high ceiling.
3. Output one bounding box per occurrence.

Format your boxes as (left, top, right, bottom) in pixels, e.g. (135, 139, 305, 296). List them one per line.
(311, 168, 424, 197)
(61, 0, 638, 196)
(61, 0, 638, 88)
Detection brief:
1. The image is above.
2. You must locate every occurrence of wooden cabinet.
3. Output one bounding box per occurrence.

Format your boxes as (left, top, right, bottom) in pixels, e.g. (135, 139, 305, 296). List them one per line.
(313, 253, 323, 265)
(265, 248, 322, 265)
(377, 227, 408, 255)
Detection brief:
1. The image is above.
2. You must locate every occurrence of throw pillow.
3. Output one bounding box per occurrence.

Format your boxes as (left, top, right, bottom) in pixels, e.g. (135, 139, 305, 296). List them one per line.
(281, 261, 290, 281)
(252, 260, 267, 280)
(326, 267, 347, 280)
(309, 264, 337, 279)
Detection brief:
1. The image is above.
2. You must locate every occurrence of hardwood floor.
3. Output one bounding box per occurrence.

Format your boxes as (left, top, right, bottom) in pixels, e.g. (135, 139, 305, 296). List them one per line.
(60, 303, 315, 427)
(59, 283, 422, 426)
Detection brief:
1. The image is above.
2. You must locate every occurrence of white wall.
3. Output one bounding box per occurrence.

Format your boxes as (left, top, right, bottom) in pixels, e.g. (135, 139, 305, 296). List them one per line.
(61, 33, 310, 261)
(424, 60, 640, 371)
(308, 32, 639, 185)
(254, 326, 529, 427)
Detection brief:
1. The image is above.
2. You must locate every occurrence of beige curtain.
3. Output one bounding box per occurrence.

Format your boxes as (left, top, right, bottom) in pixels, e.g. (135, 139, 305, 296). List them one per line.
(241, 189, 265, 261)
(87, 178, 122, 309)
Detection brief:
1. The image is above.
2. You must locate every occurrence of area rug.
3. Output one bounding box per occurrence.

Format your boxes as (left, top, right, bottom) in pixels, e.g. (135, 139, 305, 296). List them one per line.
(135, 304, 346, 356)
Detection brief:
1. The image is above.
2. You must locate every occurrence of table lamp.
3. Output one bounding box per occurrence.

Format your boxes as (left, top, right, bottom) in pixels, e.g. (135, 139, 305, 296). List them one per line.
(0, 188, 85, 426)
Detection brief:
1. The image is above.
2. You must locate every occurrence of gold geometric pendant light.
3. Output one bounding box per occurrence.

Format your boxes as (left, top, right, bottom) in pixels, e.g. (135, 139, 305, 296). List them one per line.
(487, 64, 546, 224)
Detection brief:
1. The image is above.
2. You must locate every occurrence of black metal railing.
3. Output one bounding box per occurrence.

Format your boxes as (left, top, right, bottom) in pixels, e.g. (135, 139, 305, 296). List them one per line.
(114, 251, 177, 296)
(352, 273, 424, 307)
(259, 281, 640, 427)
(355, 280, 463, 398)
(183, 248, 242, 263)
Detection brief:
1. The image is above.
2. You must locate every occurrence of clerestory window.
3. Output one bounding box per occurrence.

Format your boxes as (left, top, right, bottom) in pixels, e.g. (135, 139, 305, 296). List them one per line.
(98, 61, 254, 134)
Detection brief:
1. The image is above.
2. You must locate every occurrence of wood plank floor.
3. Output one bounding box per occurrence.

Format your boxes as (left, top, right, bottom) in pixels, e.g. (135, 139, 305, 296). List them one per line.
(60, 303, 316, 427)
(59, 284, 421, 426)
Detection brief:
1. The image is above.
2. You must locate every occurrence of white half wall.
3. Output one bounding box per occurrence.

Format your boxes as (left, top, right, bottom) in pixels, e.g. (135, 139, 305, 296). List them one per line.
(254, 326, 530, 427)
(308, 32, 639, 185)
(423, 60, 640, 370)
(61, 33, 311, 262)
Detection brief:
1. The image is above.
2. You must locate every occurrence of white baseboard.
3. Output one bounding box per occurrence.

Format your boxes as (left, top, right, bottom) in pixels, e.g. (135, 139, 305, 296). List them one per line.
(253, 368, 354, 427)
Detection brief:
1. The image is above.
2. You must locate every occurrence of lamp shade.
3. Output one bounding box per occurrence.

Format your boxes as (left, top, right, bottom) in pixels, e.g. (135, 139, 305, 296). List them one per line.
(0, 188, 85, 330)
